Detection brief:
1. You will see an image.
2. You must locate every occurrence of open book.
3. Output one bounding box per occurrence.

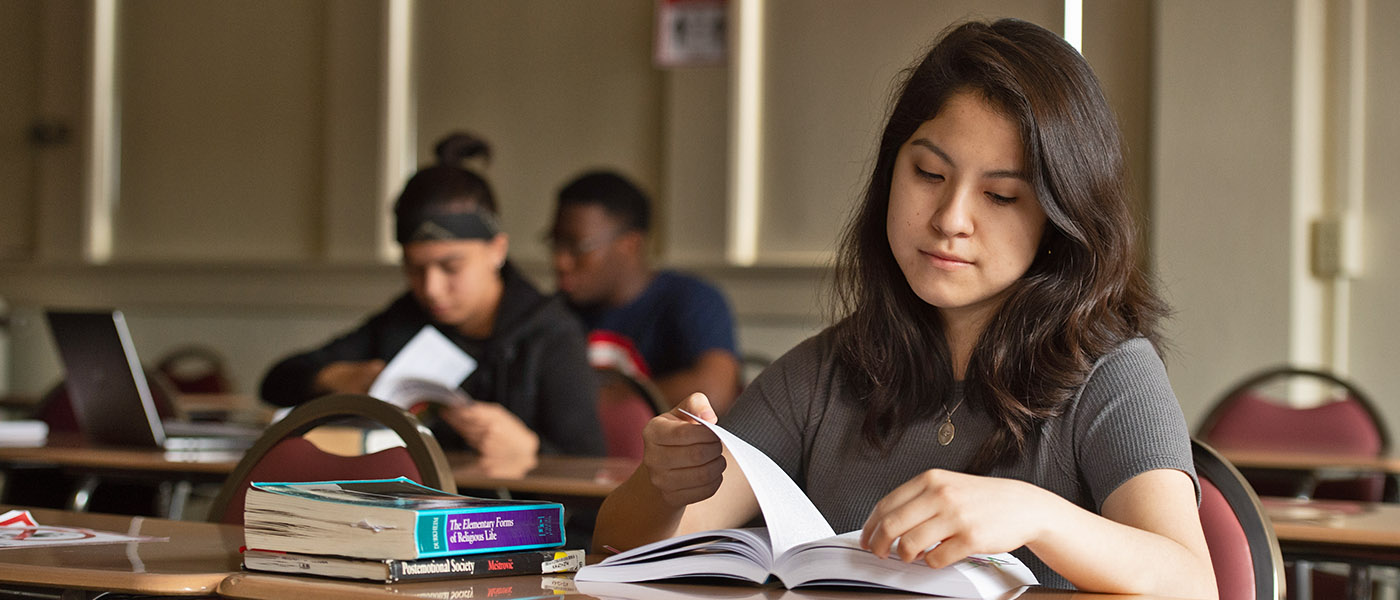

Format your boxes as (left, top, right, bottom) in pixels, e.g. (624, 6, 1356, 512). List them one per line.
(368, 326, 476, 414)
(574, 413, 1037, 598)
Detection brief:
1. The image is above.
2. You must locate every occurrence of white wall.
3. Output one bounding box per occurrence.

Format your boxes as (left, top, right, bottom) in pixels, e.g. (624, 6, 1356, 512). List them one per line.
(1347, 0, 1400, 434)
(1154, 0, 1302, 424)
(1155, 0, 1400, 437)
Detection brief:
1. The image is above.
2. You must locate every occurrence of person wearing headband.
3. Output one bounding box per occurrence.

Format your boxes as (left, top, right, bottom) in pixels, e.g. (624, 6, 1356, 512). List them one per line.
(260, 132, 605, 459)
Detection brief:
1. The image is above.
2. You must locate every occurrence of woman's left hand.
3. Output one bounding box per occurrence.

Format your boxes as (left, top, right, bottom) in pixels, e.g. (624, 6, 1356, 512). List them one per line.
(441, 401, 540, 460)
(858, 469, 1058, 568)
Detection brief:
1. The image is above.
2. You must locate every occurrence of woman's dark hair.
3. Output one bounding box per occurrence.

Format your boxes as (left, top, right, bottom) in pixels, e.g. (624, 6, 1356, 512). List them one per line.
(832, 18, 1169, 472)
(394, 132, 497, 231)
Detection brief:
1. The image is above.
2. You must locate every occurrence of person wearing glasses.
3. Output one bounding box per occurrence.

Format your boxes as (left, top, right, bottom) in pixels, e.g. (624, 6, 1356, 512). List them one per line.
(260, 132, 605, 459)
(546, 170, 741, 414)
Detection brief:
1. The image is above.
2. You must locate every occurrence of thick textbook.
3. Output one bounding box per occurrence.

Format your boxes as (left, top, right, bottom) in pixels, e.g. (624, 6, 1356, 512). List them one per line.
(242, 548, 584, 583)
(243, 477, 565, 560)
(574, 413, 1038, 598)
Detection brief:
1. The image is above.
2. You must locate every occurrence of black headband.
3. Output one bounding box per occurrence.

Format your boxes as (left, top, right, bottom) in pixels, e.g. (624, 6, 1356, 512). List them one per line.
(396, 210, 502, 244)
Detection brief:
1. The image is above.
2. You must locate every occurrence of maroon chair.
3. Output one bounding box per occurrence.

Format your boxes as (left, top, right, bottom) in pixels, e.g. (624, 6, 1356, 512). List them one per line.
(1198, 366, 1389, 501)
(35, 369, 181, 434)
(156, 344, 234, 395)
(1196, 439, 1287, 600)
(594, 367, 666, 460)
(207, 393, 454, 525)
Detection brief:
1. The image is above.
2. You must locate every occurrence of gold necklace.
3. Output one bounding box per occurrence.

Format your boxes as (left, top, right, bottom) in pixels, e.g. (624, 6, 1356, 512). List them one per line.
(936, 397, 966, 446)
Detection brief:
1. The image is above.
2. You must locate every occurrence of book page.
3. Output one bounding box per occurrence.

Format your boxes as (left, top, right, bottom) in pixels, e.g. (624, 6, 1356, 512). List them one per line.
(679, 410, 834, 556)
(369, 326, 477, 408)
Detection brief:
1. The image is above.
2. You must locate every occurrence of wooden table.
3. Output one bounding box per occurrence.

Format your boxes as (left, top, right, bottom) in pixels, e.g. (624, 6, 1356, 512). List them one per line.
(219, 571, 1174, 600)
(0, 508, 1178, 600)
(0, 441, 243, 475)
(1261, 497, 1400, 600)
(1222, 450, 1400, 476)
(448, 453, 638, 498)
(1262, 497, 1400, 564)
(1219, 449, 1400, 502)
(0, 437, 243, 517)
(0, 506, 243, 596)
(0, 442, 636, 508)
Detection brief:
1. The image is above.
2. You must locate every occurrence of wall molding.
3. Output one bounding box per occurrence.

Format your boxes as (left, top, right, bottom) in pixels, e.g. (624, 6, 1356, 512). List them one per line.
(0, 260, 831, 323)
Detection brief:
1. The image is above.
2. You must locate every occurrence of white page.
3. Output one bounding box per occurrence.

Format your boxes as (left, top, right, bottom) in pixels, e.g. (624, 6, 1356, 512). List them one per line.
(368, 326, 477, 401)
(680, 410, 834, 556)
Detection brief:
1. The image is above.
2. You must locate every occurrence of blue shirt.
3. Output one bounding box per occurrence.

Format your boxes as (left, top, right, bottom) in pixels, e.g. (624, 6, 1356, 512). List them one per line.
(575, 270, 738, 378)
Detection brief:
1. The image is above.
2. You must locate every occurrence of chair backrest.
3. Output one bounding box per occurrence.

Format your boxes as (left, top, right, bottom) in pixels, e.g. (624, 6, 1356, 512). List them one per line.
(35, 369, 180, 434)
(1194, 439, 1285, 600)
(156, 344, 234, 395)
(207, 393, 455, 525)
(594, 367, 665, 459)
(1198, 366, 1389, 500)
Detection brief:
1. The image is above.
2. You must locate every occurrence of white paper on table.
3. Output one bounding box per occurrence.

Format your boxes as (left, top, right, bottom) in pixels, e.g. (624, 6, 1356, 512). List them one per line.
(679, 410, 835, 556)
(368, 325, 477, 401)
(0, 510, 164, 549)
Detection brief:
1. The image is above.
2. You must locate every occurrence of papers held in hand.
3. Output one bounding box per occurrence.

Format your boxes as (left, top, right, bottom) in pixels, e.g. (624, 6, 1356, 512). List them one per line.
(377, 378, 472, 414)
(574, 412, 1038, 598)
(369, 326, 477, 414)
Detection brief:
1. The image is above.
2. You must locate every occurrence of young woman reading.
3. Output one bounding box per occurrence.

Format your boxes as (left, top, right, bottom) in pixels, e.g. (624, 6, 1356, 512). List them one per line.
(592, 19, 1216, 599)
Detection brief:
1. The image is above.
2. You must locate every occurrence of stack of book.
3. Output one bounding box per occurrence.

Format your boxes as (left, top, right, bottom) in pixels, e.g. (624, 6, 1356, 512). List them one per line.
(241, 477, 584, 583)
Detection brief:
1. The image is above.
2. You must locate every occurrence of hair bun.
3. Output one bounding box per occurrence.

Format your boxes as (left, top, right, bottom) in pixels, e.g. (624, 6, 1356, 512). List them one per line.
(434, 132, 491, 168)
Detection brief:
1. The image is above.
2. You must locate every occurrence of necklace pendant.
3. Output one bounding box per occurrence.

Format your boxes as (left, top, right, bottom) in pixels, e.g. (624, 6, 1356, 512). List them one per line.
(937, 420, 955, 446)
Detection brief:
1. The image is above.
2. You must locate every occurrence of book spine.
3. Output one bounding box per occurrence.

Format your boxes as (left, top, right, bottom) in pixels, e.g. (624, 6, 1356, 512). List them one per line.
(387, 549, 584, 583)
(415, 505, 565, 557)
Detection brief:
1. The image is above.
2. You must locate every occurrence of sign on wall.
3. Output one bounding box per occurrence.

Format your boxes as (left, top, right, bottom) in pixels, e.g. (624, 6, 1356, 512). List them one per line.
(654, 0, 727, 67)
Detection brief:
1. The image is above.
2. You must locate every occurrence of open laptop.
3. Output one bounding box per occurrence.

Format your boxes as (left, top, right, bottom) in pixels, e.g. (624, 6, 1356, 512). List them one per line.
(45, 309, 262, 451)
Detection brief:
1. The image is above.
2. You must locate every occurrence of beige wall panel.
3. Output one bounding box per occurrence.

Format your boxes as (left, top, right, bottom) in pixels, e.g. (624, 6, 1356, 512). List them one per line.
(755, 0, 1060, 264)
(1153, 0, 1296, 424)
(1082, 0, 1152, 267)
(32, 0, 87, 263)
(0, 0, 41, 259)
(321, 3, 384, 264)
(416, 1, 663, 267)
(115, 0, 326, 262)
(1348, 0, 1400, 439)
(661, 66, 730, 265)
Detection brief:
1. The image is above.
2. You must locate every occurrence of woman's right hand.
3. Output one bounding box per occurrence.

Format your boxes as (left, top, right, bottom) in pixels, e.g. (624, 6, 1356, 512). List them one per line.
(641, 392, 727, 507)
(313, 359, 386, 395)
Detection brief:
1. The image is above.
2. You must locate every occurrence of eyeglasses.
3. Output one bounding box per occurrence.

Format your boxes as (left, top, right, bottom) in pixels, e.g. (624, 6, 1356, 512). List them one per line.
(542, 230, 623, 259)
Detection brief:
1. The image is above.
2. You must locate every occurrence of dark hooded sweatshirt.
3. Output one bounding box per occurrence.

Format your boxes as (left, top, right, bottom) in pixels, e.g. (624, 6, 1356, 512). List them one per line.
(259, 262, 604, 456)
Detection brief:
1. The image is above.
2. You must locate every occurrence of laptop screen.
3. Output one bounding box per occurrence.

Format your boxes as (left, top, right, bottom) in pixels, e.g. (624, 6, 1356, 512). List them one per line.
(45, 310, 168, 447)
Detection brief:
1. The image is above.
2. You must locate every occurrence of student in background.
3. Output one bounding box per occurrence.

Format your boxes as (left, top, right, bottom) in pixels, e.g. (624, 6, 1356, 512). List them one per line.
(260, 132, 604, 459)
(546, 171, 741, 414)
(592, 19, 1215, 598)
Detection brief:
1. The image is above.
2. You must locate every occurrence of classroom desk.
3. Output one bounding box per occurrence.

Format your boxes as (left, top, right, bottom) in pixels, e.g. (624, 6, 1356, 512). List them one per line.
(0, 442, 635, 514)
(0, 506, 243, 596)
(1219, 449, 1400, 501)
(448, 453, 638, 498)
(1222, 450, 1400, 476)
(218, 570, 1177, 600)
(0, 439, 243, 475)
(1262, 497, 1400, 565)
(1, 508, 1179, 600)
(0, 436, 243, 518)
(1262, 497, 1400, 600)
